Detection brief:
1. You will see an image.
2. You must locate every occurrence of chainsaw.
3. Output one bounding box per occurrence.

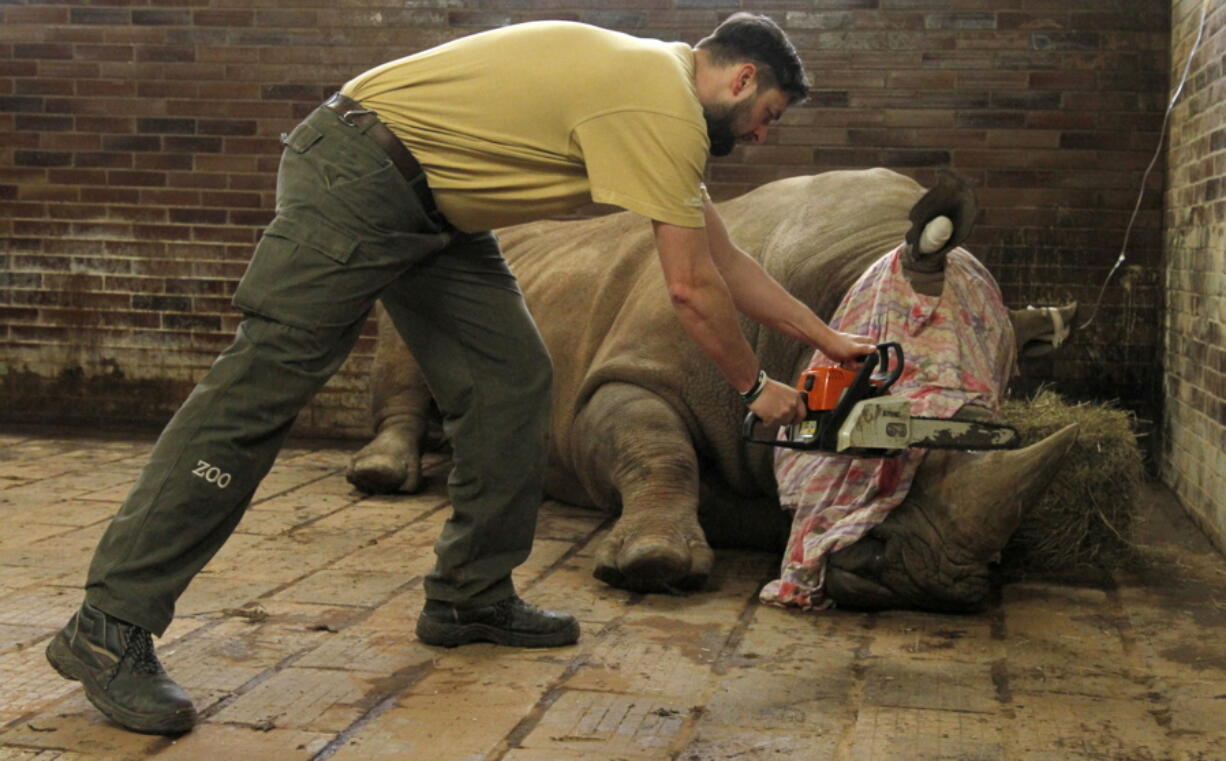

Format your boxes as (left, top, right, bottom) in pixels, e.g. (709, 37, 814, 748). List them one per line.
(742, 342, 1021, 457)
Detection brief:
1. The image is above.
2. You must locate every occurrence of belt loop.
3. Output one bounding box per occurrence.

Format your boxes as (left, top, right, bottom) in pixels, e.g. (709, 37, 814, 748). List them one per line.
(340, 108, 377, 132)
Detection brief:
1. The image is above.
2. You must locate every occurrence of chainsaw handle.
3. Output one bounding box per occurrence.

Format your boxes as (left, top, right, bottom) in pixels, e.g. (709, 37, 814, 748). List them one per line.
(742, 411, 771, 444)
(740, 411, 813, 450)
(827, 342, 904, 435)
(874, 342, 904, 390)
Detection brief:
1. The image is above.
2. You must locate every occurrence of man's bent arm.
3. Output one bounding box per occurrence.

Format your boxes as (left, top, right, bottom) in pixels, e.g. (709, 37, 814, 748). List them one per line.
(652, 220, 760, 393)
(653, 219, 809, 428)
(701, 198, 872, 363)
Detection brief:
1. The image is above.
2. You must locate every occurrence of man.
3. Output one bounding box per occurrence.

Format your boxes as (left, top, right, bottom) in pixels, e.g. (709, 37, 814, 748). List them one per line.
(46, 14, 875, 735)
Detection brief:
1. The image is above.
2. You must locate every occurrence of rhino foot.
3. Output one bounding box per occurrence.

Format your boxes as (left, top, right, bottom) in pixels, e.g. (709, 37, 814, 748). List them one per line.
(346, 424, 423, 494)
(593, 519, 713, 594)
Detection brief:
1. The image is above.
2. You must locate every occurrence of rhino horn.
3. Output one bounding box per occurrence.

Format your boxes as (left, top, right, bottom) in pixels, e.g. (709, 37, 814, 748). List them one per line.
(916, 423, 1079, 561)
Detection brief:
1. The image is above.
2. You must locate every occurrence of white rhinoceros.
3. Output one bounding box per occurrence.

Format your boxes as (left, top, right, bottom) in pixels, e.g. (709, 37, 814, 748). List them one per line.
(348, 168, 1078, 612)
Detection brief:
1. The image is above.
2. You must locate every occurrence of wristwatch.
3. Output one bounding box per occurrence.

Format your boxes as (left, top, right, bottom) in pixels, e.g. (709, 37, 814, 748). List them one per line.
(739, 369, 768, 404)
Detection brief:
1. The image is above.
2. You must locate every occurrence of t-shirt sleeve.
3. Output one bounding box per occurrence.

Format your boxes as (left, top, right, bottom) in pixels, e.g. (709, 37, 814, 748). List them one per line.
(572, 111, 708, 228)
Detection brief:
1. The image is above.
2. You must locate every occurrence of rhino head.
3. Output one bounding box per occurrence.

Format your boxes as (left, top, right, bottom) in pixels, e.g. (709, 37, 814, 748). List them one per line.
(822, 423, 1079, 612)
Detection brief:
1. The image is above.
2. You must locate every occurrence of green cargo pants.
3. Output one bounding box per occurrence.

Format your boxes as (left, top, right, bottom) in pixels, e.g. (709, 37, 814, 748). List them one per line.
(84, 104, 552, 636)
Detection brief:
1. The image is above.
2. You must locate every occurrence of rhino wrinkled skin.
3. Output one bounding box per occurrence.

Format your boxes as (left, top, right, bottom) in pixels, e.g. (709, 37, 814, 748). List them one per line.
(349, 168, 1078, 612)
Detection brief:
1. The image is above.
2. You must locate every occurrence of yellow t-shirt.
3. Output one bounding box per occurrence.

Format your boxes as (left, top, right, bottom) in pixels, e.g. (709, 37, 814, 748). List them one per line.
(342, 21, 709, 232)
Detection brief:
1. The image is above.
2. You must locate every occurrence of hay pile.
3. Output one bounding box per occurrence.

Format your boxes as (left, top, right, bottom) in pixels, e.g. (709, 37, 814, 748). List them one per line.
(998, 389, 1145, 573)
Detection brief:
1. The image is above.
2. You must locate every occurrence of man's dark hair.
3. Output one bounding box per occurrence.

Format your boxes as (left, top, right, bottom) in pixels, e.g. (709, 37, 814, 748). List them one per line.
(697, 13, 810, 105)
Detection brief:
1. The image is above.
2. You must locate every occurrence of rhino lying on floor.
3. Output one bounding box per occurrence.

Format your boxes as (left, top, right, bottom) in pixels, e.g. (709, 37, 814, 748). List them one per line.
(350, 168, 1079, 612)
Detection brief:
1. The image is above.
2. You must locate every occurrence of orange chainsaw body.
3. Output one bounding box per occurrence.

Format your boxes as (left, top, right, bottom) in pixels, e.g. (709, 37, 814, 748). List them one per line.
(796, 365, 886, 412)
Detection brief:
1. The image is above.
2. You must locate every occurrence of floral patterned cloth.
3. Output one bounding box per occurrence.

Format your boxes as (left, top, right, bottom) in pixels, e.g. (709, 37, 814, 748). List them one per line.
(760, 243, 1016, 609)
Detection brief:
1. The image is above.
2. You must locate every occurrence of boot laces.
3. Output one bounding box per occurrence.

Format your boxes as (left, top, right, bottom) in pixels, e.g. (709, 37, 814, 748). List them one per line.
(122, 626, 165, 676)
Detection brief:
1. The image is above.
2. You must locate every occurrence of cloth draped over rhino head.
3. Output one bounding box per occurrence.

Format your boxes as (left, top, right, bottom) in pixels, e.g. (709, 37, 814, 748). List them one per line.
(761, 243, 1017, 610)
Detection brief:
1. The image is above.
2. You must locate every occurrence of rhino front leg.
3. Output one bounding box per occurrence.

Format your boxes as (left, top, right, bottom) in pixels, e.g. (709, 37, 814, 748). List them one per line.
(572, 382, 713, 594)
(347, 305, 433, 494)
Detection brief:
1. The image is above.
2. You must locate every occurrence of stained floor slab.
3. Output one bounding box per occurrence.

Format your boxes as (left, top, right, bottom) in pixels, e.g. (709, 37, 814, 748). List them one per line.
(1, 427, 1223, 761)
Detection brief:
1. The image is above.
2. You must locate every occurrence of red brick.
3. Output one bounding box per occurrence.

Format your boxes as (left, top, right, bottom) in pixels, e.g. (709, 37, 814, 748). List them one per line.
(14, 150, 73, 167)
(3, 7, 70, 24)
(131, 223, 184, 241)
(220, 137, 281, 155)
(197, 45, 261, 64)
(45, 97, 154, 116)
(193, 10, 254, 27)
(76, 79, 139, 97)
(69, 8, 131, 25)
(106, 204, 169, 223)
(105, 27, 169, 45)
(74, 45, 135, 62)
(81, 187, 142, 204)
(139, 189, 200, 205)
(229, 209, 274, 227)
(136, 46, 197, 63)
(132, 9, 192, 26)
(15, 114, 73, 131)
(15, 78, 74, 96)
(195, 155, 259, 173)
(41, 133, 102, 151)
(0, 62, 39, 77)
(20, 185, 79, 202)
(192, 225, 257, 244)
(134, 153, 194, 171)
(254, 10, 319, 27)
(137, 81, 198, 99)
(169, 208, 227, 225)
(13, 219, 71, 237)
(1029, 70, 1097, 90)
(167, 171, 226, 189)
(13, 44, 73, 60)
(77, 115, 135, 133)
(107, 170, 167, 187)
(227, 174, 275, 191)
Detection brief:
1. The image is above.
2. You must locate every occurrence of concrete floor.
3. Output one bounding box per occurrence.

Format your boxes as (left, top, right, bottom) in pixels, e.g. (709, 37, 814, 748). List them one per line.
(0, 427, 1224, 761)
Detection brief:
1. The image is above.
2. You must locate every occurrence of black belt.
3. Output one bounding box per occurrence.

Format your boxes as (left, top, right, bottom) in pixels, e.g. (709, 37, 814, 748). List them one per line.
(321, 92, 441, 221)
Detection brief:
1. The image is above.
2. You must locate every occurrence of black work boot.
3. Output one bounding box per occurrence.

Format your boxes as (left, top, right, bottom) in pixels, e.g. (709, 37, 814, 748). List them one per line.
(45, 603, 196, 735)
(416, 596, 580, 648)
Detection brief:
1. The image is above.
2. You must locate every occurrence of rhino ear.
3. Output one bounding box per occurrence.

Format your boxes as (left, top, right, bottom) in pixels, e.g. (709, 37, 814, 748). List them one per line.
(903, 171, 978, 270)
(1012, 302, 1079, 358)
(916, 424, 1079, 561)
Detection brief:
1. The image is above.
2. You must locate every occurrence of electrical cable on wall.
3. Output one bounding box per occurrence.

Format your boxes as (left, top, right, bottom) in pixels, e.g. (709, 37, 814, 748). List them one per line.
(1078, 0, 1211, 330)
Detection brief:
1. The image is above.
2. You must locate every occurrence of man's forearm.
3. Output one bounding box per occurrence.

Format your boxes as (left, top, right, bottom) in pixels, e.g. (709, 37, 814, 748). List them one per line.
(701, 199, 841, 351)
(670, 279, 761, 393)
(653, 221, 760, 393)
(716, 251, 836, 348)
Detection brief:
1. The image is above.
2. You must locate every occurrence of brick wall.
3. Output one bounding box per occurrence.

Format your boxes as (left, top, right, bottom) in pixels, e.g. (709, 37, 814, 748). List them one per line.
(0, 1, 1169, 439)
(1163, 0, 1224, 552)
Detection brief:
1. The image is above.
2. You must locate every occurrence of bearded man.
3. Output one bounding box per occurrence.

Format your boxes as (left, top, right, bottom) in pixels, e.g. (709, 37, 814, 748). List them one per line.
(47, 13, 874, 735)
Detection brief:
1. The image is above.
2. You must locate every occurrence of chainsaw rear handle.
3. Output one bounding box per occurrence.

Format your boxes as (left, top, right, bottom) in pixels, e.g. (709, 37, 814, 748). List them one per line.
(740, 342, 905, 449)
(741, 410, 814, 450)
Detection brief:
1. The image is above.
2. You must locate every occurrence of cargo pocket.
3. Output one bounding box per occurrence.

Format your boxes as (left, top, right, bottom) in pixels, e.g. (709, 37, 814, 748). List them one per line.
(233, 218, 365, 330)
(264, 216, 357, 264)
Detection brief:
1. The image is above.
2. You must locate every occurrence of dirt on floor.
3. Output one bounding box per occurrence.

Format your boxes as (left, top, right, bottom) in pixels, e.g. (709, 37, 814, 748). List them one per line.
(0, 427, 1223, 761)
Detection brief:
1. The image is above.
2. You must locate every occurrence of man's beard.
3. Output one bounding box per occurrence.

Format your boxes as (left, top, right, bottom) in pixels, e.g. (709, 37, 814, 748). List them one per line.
(703, 100, 749, 157)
